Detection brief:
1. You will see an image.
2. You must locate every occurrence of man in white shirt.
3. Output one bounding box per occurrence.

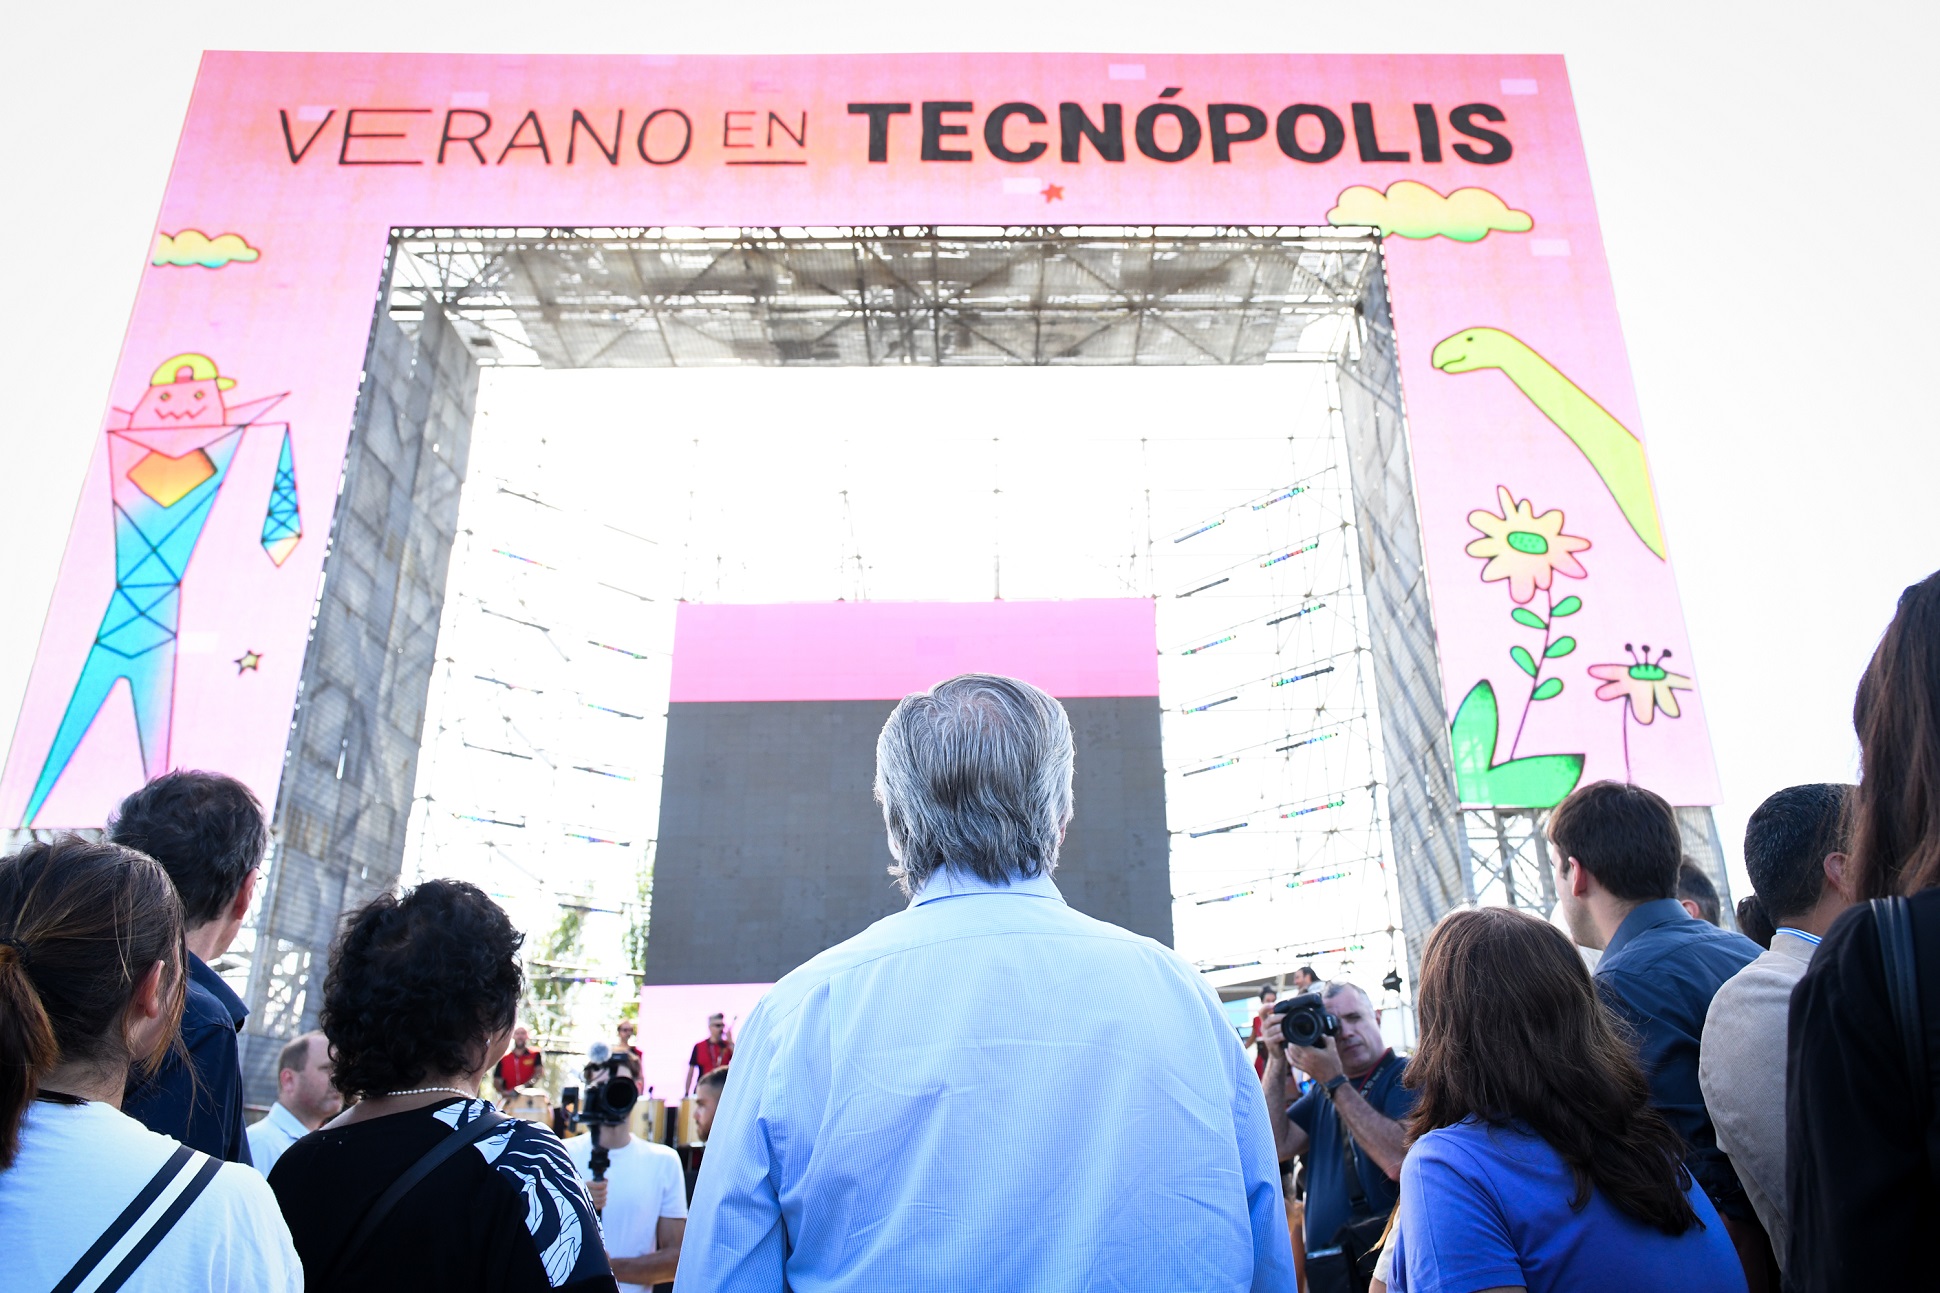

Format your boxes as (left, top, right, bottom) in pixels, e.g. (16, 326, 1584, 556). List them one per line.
(1699, 782, 1855, 1273)
(246, 1031, 340, 1176)
(566, 1054, 688, 1292)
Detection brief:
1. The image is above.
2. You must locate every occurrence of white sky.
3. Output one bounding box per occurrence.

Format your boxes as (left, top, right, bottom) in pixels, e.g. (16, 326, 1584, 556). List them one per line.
(6, 2, 1936, 920)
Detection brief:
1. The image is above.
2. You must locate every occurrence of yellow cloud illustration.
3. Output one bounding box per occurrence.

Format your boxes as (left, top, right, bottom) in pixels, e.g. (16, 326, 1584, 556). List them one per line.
(1327, 182, 1533, 243)
(153, 230, 261, 269)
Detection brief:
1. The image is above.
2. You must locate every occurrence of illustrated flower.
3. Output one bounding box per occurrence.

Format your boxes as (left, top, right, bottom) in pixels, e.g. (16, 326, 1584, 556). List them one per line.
(1466, 486, 1590, 605)
(1588, 645, 1693, 725)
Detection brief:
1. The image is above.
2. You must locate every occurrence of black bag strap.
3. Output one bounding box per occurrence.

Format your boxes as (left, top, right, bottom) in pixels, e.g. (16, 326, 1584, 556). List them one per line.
(1873, 897, 1930, 1123)
(53, 1144, 216, 1293)
(96, 1156, 224, 1292)
(326, 1106, 508, 1281)
(1340, 1121, 1368, 1209)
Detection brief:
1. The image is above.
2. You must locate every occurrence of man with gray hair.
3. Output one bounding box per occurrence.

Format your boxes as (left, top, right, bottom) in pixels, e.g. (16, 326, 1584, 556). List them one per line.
(678, 674, 1295, 1292)
(1262, 980, 1414, 1283)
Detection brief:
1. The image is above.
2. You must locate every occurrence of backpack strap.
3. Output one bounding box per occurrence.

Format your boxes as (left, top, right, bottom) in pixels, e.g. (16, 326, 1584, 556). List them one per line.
(1872, 897, 1930, 1129)
(52, 1144, 219, 1293)
(325, 1106, 508, 1281)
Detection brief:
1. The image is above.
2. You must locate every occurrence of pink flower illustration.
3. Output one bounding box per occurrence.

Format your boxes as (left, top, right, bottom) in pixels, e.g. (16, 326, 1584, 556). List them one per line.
(1466, 486, 1590, 605)
(1588, 646, 1694, 725)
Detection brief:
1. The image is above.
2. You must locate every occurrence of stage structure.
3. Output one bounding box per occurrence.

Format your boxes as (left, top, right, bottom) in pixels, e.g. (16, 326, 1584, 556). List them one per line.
(1, 54, 1729, 1102)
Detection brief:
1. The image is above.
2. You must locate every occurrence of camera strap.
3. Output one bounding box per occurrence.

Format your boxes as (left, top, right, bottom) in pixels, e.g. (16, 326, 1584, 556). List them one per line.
(326, 1106, 508, 1281)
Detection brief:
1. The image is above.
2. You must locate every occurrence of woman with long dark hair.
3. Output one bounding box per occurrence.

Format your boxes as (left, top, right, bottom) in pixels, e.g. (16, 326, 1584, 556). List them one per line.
(268, 878, 616, 1292)
(0, 837, 299, 1289)
(1786, 571, 1940, 1287)
(1386, 906, 1743, 1292)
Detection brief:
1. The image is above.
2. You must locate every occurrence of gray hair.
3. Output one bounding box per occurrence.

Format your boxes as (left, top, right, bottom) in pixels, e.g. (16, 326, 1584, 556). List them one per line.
(1321, 981, 1372, 1013)
(875, 674, 1075, 896)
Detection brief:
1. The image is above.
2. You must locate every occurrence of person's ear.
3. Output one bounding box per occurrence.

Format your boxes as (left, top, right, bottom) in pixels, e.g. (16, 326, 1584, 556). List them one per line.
(231, 868, 259, 921)
(1679, 898, 1703, 920)
(1824, 852, 1851, 898)
(131, 959, 167, 1021)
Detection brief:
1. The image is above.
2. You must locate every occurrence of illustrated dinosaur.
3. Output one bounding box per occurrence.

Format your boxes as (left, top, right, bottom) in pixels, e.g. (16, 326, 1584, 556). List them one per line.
(1431, 328, 1666, 559)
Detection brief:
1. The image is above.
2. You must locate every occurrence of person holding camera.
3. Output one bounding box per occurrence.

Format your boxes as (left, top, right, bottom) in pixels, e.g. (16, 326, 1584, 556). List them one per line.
(565, 1050, 687, 1293)
(1263, 981, 1414, 1292)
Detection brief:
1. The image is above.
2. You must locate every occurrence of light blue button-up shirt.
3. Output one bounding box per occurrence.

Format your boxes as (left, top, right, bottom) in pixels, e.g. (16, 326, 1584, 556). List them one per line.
(675, 869, 1296, 1292)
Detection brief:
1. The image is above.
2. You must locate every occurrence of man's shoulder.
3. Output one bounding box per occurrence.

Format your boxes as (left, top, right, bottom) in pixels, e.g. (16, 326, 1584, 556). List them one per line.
(764, 891, 1204, 1015)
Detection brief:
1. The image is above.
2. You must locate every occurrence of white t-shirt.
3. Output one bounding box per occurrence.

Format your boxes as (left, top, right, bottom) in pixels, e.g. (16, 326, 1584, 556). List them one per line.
(0, 1099, 301, 1291)
(564, 1131, 688, 1293)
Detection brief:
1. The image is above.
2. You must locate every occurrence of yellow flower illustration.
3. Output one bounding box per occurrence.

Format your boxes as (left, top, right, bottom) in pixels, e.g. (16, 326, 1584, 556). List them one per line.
(1466, 486, 1590, 605)
(1588, 647, 1694, 726)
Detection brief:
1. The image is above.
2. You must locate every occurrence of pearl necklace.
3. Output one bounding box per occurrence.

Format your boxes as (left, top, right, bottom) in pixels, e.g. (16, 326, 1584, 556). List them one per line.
(378, 1085, 478, 1101)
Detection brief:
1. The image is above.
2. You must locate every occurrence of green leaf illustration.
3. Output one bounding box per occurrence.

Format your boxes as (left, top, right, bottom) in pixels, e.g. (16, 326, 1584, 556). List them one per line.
(1475, 753, 1587, 808)
(1449, 680, 1586, 809)
(1552, 596, 1582, 617)
(1511, 607, 1547, 630)
(1510, 645, 1538, 676)
(1545, 636, 1577, 659)
(1532, 678, 1564, 701)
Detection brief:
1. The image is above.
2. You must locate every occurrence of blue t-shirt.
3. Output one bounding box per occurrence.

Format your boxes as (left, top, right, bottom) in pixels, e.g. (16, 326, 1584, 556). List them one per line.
(1389, 1119, 1745, 1293)
(1288, 1050, 1415, 1251)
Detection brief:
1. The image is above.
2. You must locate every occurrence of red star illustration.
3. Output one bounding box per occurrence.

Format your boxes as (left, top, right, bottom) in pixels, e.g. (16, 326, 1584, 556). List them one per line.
(1042, 183, 1065, 203)
(234, 649, 262, 675)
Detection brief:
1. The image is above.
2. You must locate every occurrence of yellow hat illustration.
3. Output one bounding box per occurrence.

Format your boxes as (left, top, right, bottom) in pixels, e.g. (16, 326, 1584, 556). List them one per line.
(149, 352, 236, 391)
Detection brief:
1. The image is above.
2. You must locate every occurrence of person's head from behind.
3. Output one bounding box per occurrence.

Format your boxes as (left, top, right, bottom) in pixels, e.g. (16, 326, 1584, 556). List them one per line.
(1292, 966, 1319, 991)
(1850, 570, 1940, 899)
(875, 673, 1075, 897)
(107, 770, 266, 958)
(1408, 906, 1698, 1235)
(1548, 779, 1682, 948)
(0, 837, 187, 1168)
(277, 1031, 342, 1127)
(321, 879, 523, 1101)
(1320, 981, 1386, 1078)
(1742, 782, 1855, 936)
(708, 1012, 725, 1042)
(694, 1066, 728, 1141)
(1676, 860, 1721, 925)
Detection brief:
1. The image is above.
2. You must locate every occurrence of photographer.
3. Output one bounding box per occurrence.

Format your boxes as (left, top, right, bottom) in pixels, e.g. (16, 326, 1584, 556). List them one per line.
(1263, 982, 1414, 1291)
(565, 1050, 686, 1293)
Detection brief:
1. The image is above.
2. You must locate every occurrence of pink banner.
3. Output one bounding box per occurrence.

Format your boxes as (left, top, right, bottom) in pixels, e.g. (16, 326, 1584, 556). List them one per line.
(0, 52, 1720, 827)
(669, 600, 1160, 703)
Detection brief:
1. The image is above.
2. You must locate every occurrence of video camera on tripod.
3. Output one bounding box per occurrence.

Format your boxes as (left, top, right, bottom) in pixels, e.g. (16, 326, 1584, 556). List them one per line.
(573, 1042, 641, 1195)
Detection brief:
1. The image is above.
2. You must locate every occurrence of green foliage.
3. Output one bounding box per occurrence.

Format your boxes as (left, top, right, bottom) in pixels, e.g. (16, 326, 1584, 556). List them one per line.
(1510, 645, 1538, 676)
(1552, 596, 1582, 617)
(1511, 607, 1547, 630)
(1450, 681, 1585, 808)
(1532, 678, 1564, 701)
(522, 906, 585, 1045)
(1545, 635, 1577, 659)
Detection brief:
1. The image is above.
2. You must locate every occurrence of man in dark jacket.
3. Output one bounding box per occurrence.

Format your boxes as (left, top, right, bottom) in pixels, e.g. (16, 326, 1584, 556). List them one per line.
(112, 769, 266, 1162)
(1550, 781, 1763, 1276)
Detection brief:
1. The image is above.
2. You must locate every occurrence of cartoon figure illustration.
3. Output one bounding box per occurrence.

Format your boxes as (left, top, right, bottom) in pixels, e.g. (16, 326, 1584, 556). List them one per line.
(1431, 328, 1667, 560)
(1588, 644, 1695, 783)
(20, 354, 295, 825)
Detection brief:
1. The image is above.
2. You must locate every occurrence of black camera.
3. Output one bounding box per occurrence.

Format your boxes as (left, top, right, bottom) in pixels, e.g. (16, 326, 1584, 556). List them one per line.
(1272, 992, 1340, 1050)
(576, 1042, 640, 1130)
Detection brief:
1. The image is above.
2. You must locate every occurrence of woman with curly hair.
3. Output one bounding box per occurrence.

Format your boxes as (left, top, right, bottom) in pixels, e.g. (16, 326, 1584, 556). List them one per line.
(268, 879, 616, 1292)
(1385, 906, 1743, 1292)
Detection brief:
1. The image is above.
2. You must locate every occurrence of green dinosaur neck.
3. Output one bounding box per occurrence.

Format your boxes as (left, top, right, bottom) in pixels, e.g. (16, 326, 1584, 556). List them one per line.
(1491, 341, 1667, 559)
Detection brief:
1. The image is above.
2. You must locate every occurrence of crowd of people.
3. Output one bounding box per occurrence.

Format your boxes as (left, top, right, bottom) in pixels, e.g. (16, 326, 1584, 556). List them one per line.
(0, 570, 1935, 1291)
